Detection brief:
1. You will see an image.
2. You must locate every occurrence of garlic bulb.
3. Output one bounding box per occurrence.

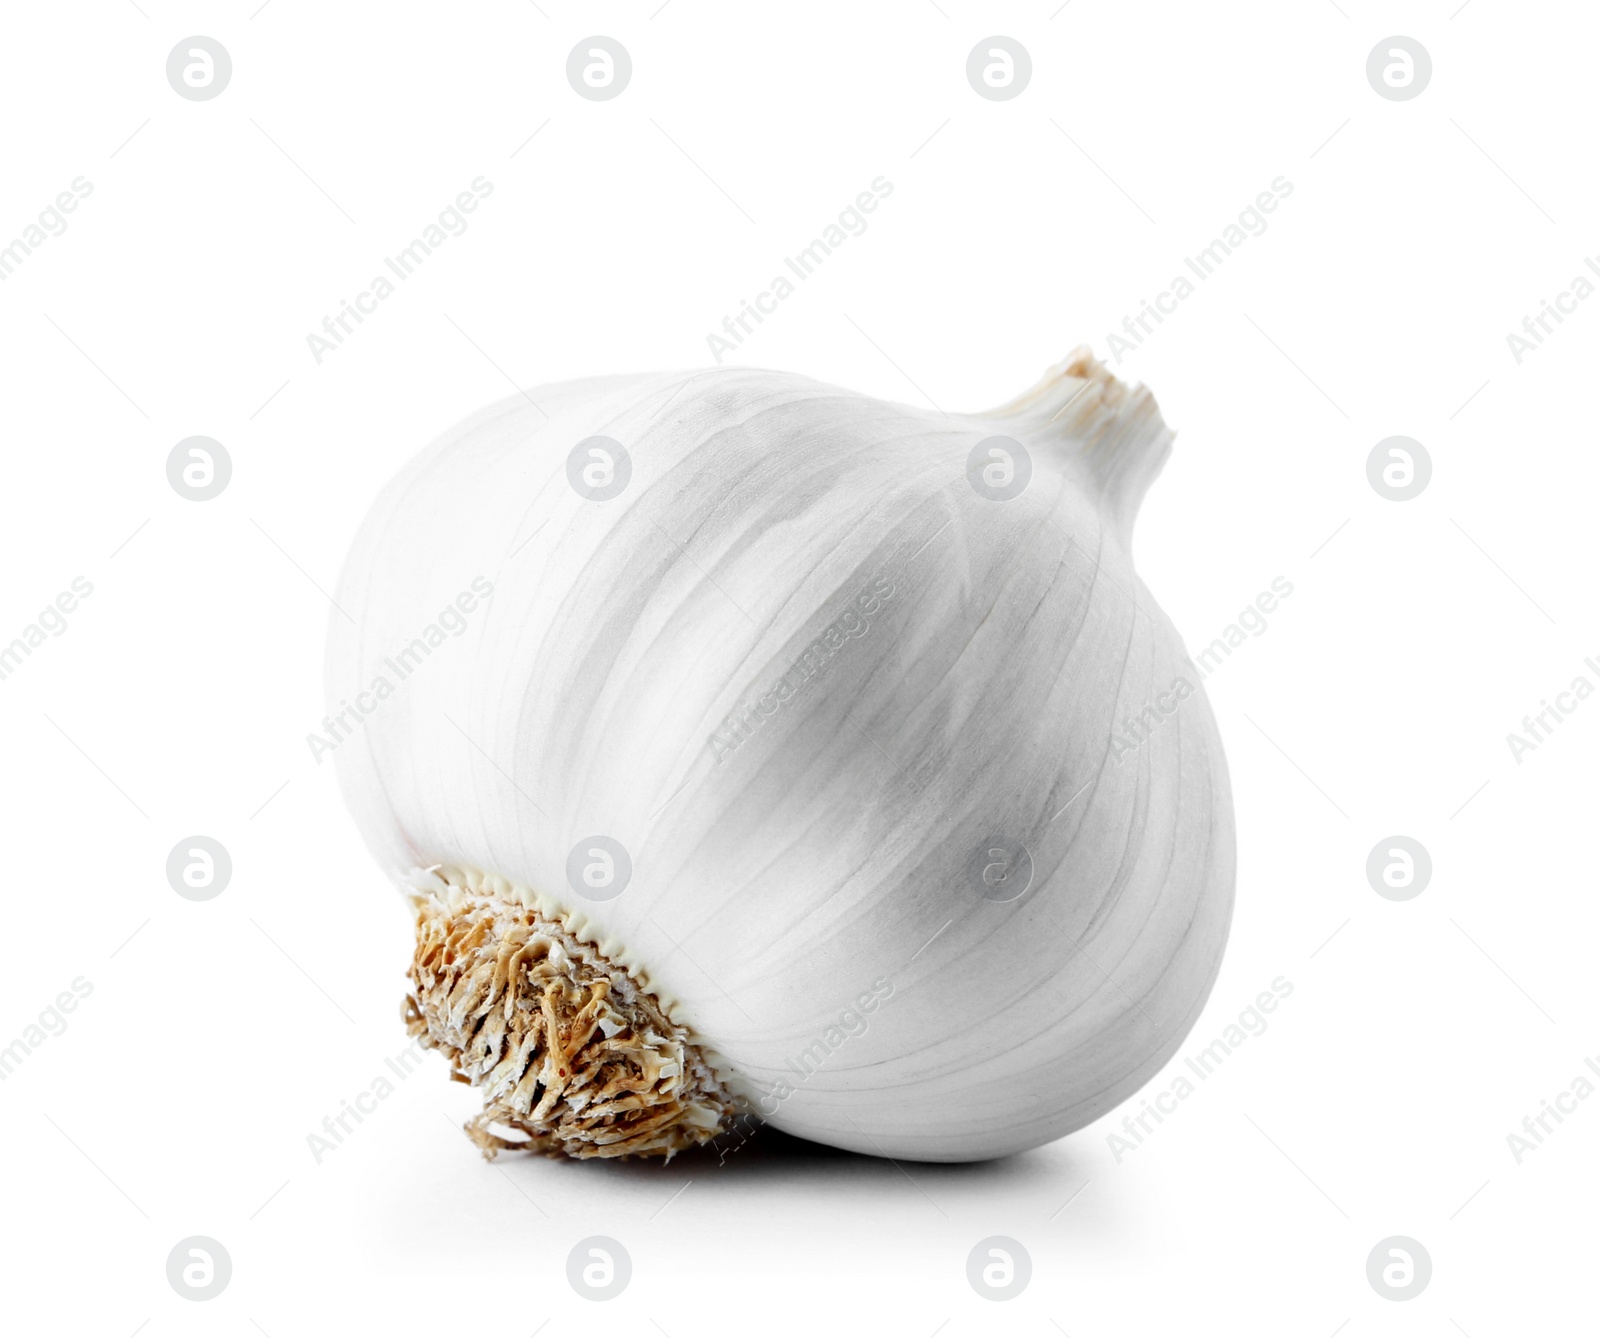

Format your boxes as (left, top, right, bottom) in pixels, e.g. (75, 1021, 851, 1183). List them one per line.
(327, 349, 1234, 1162)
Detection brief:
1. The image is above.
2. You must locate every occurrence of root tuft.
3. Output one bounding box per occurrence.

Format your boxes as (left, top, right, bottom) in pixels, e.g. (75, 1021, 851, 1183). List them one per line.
(405, 885, 733, 1159)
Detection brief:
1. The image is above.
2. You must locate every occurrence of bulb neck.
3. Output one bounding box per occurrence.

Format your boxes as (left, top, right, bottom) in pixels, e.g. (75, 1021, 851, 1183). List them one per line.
(985, 348, 1174, 542)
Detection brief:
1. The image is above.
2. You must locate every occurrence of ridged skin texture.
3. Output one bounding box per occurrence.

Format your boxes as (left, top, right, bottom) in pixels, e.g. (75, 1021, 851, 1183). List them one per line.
(328, 356, 1235, 1161)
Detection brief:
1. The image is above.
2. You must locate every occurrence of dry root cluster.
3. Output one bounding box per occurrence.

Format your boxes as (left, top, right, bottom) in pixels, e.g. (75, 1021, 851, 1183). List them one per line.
(405, 887, 733, 1159)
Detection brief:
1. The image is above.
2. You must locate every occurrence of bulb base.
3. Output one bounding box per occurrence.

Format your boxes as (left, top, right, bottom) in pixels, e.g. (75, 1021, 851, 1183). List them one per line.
(405, 884, 735, 1159)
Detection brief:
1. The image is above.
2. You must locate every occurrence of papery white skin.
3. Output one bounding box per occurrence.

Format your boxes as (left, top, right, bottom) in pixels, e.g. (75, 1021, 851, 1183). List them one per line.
(327, 351, 1234, 1162)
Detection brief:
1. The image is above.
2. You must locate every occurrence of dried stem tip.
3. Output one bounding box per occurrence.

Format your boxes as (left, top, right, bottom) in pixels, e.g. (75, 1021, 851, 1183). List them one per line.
(405, 886, 734, 1159)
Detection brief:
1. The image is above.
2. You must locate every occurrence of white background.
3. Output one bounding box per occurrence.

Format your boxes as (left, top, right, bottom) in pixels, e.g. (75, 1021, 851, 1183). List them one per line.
(1, 1, 1595, 1333)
